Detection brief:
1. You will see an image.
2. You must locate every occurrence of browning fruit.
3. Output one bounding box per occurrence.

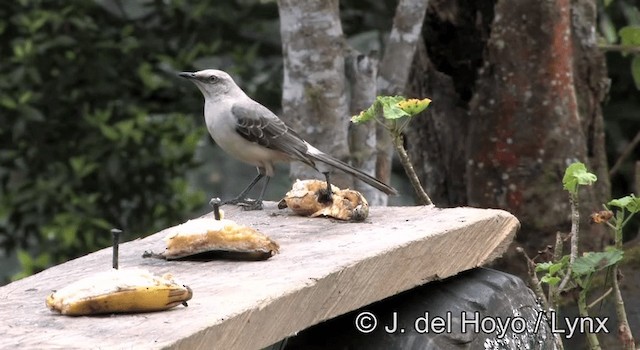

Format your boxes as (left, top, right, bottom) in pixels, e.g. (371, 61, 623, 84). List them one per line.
(159, 218, 280, 260)
(46, 268, 192, 316)
(278, 179, 369, 222)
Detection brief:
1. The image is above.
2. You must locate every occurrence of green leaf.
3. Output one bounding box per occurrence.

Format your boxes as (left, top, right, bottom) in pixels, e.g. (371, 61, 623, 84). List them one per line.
(599, 14, 617, 44)
(378, 96, 410, 120)
(0, 95, 17, 109)
(619, 26, 640, 47)
(541, 275, 561, 286)
(608, 194, 640, 213)
(535, 261, 554, 272)
(19, 105, 45, 121)
(100, 124, 119, 141)
(70, 156, 98, 178)
(572, 250, 624, 276)
(632, 56, 640, 90)
(396, 98, 431, 116)
(549, 262, 564, 276)
(351, 106, 375, 124)
(562, 162, 597, 195)
(536, 259, 565, 276)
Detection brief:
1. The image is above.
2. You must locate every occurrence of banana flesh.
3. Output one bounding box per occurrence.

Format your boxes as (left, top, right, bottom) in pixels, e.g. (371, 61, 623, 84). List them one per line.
(46, 268, 192, 316)
(278, 179, 370, 222)
(156, 218, 280, 260)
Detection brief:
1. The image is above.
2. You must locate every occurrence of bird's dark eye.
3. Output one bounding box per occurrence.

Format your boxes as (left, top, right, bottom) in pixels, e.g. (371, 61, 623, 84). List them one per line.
(208, 75, 219, 83)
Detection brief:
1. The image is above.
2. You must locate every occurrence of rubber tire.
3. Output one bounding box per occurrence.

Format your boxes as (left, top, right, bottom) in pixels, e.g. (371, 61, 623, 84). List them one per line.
(279, 268, 555, 350)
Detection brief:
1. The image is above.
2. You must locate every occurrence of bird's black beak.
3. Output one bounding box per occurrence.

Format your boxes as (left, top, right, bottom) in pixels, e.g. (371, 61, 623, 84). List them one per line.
(179, 72, 196, 79)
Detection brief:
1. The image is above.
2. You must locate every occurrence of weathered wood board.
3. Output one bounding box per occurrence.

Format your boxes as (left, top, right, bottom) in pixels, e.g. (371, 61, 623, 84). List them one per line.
(0, 203, 519, 349)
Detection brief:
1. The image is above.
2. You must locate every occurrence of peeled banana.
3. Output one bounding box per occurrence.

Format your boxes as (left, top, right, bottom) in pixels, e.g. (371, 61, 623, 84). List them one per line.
(46, 268, 192, 316)
(143, 217, 280, 261)
(278, 179, 370, 222)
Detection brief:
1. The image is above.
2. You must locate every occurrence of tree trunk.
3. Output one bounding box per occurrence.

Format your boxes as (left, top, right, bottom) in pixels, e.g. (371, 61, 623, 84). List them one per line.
(406, 40, 468, 206)
(277, 0, 352, 188)
(376, 0, 430, 205)
(346, 53, 383, 204)
(408, 0, 609, 275)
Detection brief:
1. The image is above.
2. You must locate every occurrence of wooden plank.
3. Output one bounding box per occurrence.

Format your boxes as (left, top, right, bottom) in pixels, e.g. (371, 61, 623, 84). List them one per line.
(0, 204, 518, 350)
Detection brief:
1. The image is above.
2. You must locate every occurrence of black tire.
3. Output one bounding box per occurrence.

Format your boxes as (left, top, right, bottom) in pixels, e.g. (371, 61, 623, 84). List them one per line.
(279, 268, 555, 350)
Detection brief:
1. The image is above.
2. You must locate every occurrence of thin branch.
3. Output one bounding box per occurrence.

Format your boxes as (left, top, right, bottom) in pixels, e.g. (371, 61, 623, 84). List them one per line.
(587, 287, 613, 309)
(599, 44, 640, 54)
(516, 247, 549, 310)
(609, 130, 640, 177)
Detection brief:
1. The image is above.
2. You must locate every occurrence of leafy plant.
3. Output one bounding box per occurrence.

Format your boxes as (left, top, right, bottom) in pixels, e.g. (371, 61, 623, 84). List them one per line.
(520, 162, 637, 349)
(352, 96, 432, 204)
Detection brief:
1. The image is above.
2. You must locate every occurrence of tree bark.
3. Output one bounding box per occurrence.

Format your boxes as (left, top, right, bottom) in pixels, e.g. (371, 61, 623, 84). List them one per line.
(376, 0, 430, 205)
(346, 53, 384, 205)
(467, 0, 609, 257)
(277, 0, 352, 188)
(408, 0, 609, 275)
(406, 40, 468, 206)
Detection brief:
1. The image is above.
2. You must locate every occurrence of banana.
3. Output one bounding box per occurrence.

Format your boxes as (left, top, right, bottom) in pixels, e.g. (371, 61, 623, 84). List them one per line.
(156, 218, 280, 260)
(278, 179, 370, 222)
(46, 268, 192, 316)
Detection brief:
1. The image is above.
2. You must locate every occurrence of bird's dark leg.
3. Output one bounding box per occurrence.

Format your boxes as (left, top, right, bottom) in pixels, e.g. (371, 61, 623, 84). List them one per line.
(223, 172, 264, 206)
(318, 172, 334, 204)
(239, 176, 270, 211)
(223, 167, 271, 211)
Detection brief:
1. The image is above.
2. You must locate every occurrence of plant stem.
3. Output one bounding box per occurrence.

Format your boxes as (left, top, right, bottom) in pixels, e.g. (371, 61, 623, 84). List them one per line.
(392, 134, 433, 205)
(578, 287, 601, 350)
(548, 231, 564, 310)
(516, 247, 549, 309)
(558, 193, 580, 292)
(611, 266, 635, 349)
(611, 212, 635, 349)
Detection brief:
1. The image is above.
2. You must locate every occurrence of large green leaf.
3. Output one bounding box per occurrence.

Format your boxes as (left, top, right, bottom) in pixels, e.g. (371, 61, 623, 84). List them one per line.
(562, 162, 597, 195)
(572, 250, 624, 277)
(608, 194, 640, 213)
(619, 26, 640, 46)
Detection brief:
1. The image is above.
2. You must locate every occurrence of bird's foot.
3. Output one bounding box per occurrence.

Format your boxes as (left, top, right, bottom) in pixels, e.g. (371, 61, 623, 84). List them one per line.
(222, 197, 263, 211)
(237, 199, 263, 211)
(317, 186, 333, 205)
(319, 173, 334, 205)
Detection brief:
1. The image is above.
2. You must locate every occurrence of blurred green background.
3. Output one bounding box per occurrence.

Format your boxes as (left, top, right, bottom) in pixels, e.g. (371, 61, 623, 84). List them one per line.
(1, 0, 638, 284)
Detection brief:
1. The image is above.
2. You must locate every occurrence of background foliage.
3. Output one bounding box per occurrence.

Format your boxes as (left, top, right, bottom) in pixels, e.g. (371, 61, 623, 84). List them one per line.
(600, 0, 640, 201)
(0, 0, 638, 284)
(0, 0, 284, 282)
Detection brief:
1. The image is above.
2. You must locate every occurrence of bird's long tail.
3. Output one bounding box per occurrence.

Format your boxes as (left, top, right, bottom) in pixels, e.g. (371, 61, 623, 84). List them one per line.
(306, 146, 398, 195)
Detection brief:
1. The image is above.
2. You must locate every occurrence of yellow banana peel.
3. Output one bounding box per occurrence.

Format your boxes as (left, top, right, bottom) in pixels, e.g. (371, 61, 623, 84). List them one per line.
(46, 268, 192, 316)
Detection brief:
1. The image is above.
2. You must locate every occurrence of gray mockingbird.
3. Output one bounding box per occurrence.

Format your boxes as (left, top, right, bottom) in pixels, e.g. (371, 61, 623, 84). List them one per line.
(179, 69, 397, 210)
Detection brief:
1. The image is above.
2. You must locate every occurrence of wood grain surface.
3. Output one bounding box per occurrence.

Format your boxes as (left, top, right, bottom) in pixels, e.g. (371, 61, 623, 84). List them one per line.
(0, 203, 519, 349)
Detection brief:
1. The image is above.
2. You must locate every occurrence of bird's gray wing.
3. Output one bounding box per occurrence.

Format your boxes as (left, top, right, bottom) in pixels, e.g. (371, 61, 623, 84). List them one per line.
(231, 102, 316, 168)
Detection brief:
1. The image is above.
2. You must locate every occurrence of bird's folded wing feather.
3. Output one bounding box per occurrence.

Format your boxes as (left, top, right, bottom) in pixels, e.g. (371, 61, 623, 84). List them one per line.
(231, 103, 315, 167)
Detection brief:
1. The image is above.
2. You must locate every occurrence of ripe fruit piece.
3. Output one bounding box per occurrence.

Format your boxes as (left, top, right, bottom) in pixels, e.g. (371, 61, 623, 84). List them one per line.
(46, 268, 192, 316)
(278, 179, 369, 222)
